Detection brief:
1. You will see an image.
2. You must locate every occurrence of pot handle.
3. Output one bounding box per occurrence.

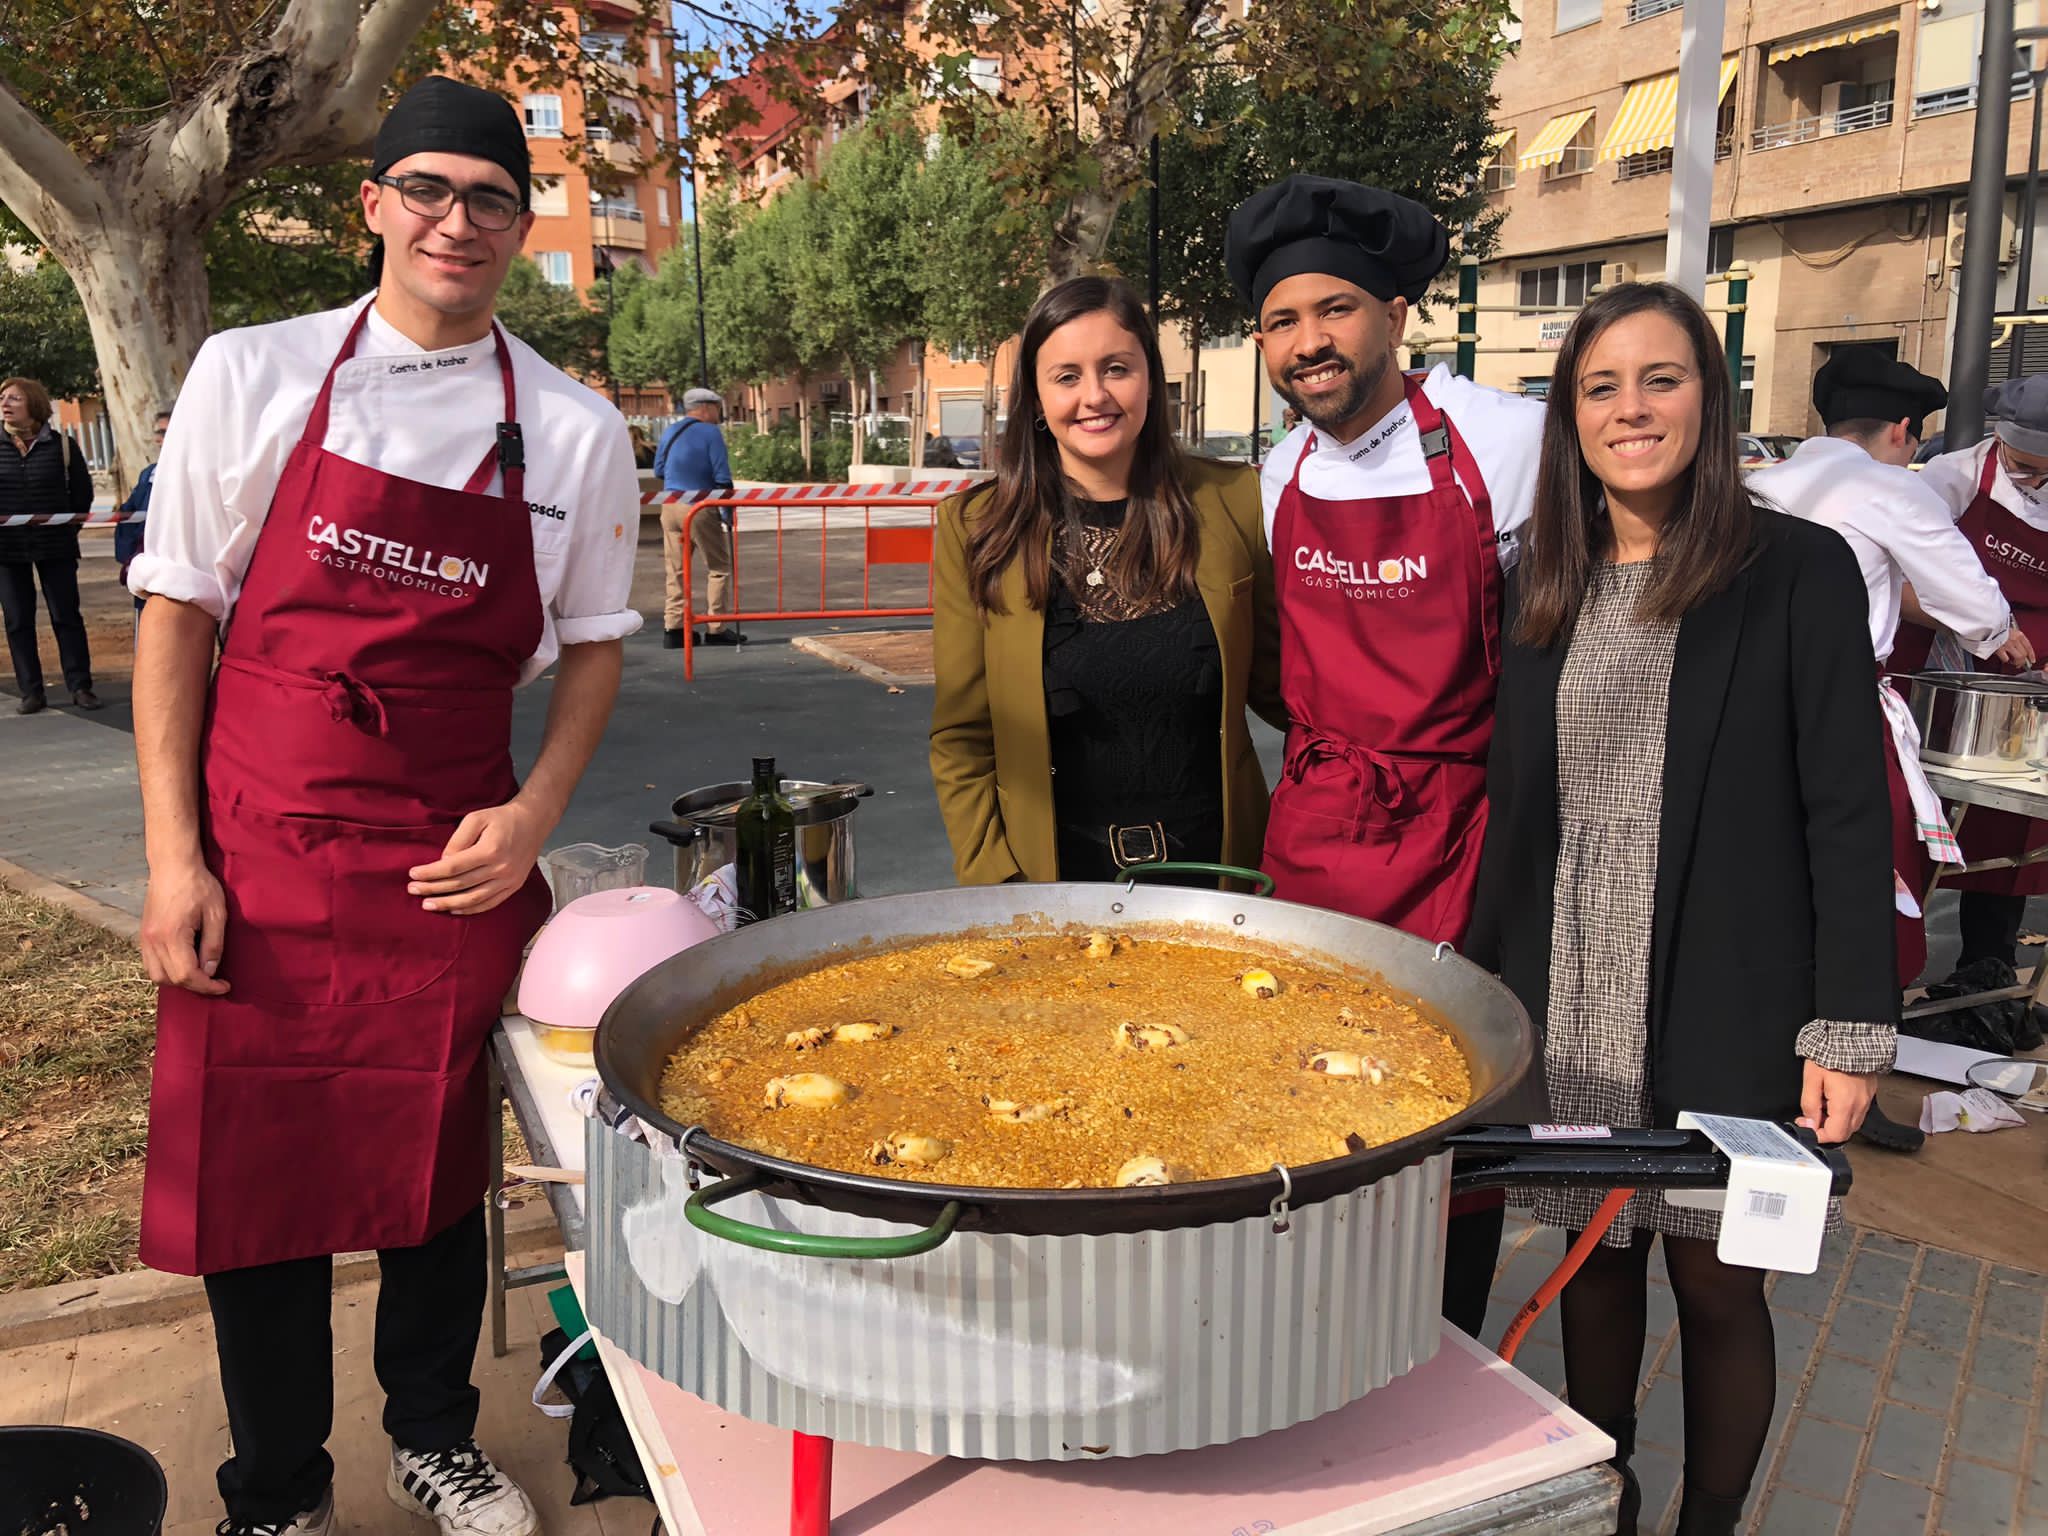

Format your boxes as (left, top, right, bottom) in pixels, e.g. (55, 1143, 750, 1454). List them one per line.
(648, 819, 700, 847)
(685, 1171, 964, 1259)
(1445, 1125, 1852, 1197)
(829, 777, 876, 798)
(1123, 861, 1277, 897)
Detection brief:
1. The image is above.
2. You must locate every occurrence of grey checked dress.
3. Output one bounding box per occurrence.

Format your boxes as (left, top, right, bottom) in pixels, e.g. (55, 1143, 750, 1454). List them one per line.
(1525, 560, 1891, 1246)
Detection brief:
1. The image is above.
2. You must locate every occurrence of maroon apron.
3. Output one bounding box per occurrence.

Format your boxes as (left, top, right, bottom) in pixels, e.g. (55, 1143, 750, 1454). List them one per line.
(140, 307, 552, 1275)
(1937, 449, 2048, 897)
(1261, 374, 1502, 947)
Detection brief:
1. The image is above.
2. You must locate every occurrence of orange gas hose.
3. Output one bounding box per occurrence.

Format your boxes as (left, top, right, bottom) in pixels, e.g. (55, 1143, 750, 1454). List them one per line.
(1495, 1186, 1635, 1364)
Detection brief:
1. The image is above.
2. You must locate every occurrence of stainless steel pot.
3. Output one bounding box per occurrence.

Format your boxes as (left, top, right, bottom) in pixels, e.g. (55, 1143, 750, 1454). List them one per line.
(586, 882, 1844, 1460)
(648, 777, 870, 904)
(1904, 671, 2048, 771)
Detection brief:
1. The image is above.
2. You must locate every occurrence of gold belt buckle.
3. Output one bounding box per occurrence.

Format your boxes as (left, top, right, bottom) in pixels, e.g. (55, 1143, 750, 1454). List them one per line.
(1109, 822, 1168, 868)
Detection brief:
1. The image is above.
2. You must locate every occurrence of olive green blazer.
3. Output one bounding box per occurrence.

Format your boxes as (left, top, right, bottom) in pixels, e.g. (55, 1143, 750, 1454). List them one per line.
(929, 457, 1286, 885)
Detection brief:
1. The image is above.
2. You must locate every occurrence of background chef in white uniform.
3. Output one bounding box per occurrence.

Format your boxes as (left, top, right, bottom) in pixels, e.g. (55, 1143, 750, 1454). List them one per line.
(1749, 350, 2014, 1131)
(1913, 375, 2048, 979)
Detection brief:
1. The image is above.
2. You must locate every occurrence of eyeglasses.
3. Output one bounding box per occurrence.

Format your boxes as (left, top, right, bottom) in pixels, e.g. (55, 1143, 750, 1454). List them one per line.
(2000, 440, 2048, 491)
(374, 174, 523, 232)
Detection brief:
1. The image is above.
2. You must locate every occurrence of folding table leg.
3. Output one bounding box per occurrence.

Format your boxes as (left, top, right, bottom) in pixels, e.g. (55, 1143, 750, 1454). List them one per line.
(791, 1431, 834, 1536)
(486, 1047, 509, 1359)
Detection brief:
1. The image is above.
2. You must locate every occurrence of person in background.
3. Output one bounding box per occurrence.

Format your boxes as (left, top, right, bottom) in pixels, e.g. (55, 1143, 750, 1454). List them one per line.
(1471, 283, 1894, 1536)
(116, 407, 175, 619)
(931, 275, 1283, 884)
(627, 422, 655, 469)
(1748, 351, 2020, 1000)
(1226, 174, 1549, 1341)
(0, 376, 100, 713)
(654, 387, 744, 647)
(1913, 374, 2048, 974)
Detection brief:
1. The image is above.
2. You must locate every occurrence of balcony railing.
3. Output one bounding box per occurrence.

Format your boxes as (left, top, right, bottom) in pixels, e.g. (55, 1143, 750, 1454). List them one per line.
(1750, 97, 1895, 150)
(1625, 0, 1682, 22)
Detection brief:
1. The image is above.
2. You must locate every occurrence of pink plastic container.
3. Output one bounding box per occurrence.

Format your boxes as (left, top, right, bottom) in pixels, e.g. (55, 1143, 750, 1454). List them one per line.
(517, 886, 719, 1065)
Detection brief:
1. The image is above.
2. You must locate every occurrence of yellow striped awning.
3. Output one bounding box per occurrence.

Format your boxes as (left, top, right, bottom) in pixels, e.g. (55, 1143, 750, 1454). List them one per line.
(1767, 18, 1901, 66)
(1599, 57, 1739, 162)
(1486, 127, 1514, 154)
(1519, 108, 1596, 169)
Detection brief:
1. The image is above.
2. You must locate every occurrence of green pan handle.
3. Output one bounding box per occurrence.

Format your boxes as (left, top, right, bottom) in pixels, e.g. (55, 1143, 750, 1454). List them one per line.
(1124, 861, 1276, 897)
(684, 1171, 963, 1259)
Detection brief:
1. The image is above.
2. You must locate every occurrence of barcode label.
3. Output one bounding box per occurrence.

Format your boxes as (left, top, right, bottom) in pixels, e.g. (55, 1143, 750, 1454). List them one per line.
(1747, 1190, 1788, 1221)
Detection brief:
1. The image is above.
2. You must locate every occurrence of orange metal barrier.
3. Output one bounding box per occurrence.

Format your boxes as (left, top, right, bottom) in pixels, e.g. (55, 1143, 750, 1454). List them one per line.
(667, 480, 987, 680)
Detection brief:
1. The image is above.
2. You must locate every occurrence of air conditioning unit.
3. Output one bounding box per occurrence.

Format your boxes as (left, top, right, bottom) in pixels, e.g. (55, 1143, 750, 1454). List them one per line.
(1948, 197, 2020, 268)
(1600, 261, 1637, 290)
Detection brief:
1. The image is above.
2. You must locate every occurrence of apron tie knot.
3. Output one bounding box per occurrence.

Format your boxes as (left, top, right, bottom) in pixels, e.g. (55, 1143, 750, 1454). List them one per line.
(1285, 730, 1408, 835)
(321, 670, 390, 736)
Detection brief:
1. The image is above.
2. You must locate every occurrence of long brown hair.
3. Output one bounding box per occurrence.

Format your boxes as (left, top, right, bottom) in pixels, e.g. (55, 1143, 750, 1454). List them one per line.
(963, 276, 1201, 613)
(1514, 282, 1755, 648)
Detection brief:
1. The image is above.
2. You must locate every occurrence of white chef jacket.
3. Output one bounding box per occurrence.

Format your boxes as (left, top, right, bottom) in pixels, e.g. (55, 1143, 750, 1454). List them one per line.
(1748, 436, 2011, 663)
(130, 295, 642, 685)
(1258, 365, 1545, 569)
(1919, 437, 2048, 531)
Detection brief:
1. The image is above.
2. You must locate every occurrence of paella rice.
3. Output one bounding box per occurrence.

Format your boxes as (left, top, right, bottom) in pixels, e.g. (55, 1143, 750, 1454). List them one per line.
(659, 927, 1472, 1189)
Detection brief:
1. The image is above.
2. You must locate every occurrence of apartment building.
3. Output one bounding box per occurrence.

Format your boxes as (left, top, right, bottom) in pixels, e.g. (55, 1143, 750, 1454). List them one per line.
(515, 0, 686, 413)
(1479, 0, 2048, 435)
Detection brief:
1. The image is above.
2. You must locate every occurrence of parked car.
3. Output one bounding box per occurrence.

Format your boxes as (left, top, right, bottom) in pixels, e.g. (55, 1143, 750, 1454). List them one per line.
(1196, 432, 1257, 463)
(1738, 433, 1801, 467)
(948, 435, 983, 470)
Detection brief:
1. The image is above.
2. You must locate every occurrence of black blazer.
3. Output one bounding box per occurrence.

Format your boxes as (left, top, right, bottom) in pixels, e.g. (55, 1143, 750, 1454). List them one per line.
(1468, 511, 1897, 1125)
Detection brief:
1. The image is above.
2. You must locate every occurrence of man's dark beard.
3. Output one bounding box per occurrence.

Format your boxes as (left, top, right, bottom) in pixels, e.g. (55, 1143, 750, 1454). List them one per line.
(1275, 346, 1390, 438)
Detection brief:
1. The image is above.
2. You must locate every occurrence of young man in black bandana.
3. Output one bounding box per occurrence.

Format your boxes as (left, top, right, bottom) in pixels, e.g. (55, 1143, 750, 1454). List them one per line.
(129, 75, 641, 1536)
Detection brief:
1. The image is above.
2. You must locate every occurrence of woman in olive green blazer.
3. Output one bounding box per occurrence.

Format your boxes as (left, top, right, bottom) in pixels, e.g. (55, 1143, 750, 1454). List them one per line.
(929, 277, 1285, 886)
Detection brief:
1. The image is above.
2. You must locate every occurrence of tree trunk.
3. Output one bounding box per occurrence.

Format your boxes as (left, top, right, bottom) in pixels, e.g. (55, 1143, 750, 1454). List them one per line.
(910, 342, 928, 470)
(849, 363, 867, 472)
(981, 347, 999, 474)
(798, 377, 814, 474)
(43, 198, 214, 497)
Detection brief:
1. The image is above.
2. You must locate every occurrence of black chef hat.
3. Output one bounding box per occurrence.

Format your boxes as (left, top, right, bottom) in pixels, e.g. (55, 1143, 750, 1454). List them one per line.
(1813, 346, 1947, 441)
(372, 76, 531, 209)
(1226, 176, 1450, 318)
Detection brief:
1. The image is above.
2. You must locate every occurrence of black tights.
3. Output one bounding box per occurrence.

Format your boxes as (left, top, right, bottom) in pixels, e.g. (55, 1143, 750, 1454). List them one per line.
(1561, 1228, 1775, 1505)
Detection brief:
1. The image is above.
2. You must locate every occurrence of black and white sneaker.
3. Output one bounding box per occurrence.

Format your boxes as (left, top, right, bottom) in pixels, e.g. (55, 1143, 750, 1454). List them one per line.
(387, 1440, 538, 1536)
(215, 1487, 335, 1536)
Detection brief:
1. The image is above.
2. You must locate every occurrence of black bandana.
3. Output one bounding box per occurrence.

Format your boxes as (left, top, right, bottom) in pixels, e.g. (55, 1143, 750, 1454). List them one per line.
(372, 76, 530, 208)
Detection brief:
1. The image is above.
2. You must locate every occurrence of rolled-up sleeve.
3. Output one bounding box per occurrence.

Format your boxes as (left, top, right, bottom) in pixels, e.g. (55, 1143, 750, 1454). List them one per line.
(551, 424, 644, 647)
(1887, 482, 2012, 658)
(127, 337, 262, 619)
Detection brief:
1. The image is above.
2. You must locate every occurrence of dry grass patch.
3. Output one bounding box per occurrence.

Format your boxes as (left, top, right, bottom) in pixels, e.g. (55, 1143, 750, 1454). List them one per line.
(0, 885, 155, 1289)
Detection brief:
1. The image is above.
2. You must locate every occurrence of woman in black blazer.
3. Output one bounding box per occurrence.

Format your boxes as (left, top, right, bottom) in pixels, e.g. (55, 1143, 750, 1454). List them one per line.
(1468, 284, 1895, 1536)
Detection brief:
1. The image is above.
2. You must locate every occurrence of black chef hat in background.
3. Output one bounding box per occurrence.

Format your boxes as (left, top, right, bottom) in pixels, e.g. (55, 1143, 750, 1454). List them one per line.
(1812, 346, 1947, 441)
(1226, 176, 1450, 318)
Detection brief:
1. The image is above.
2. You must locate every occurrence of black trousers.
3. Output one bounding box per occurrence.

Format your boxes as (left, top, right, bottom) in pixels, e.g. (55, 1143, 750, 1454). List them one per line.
(203, 1206, 487, 1522)
(1957, 890, 2028, 969)
(0, 558, 92, 696)
(1441, 1201, 1507, 1341)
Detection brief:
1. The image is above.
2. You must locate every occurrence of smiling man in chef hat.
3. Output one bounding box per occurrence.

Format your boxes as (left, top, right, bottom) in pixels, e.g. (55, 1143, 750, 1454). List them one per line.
(128, 75, 641, 1536)
(1225, 172, 1548, 1367)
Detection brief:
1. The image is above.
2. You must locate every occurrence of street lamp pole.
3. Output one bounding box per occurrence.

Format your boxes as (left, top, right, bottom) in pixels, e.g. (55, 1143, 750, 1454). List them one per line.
(690, 169, 711, 389)
(1148, 132, 1162, 322)
(2016, 34, 2048, 319)
(1952, 0, 2019, 448)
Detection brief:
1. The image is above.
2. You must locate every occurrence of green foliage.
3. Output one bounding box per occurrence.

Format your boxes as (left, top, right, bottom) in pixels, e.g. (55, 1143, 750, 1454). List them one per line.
(0, 260, 98, 399)
(1107, 62, 1506, 341)
(204, 163, 375, 330)
(607, 249, 705, 392)
(917, 112, 1049, 362)
(495, 258, 608, 376)
(727, 419, 809, 481)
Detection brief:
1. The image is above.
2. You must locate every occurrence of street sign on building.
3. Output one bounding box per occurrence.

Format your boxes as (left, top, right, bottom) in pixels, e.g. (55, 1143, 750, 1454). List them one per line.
(1540, 318, 1570, 349)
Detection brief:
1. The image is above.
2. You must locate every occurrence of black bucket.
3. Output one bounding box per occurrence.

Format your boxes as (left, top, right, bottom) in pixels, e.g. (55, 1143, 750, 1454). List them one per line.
(0, 1426, 168, 1536)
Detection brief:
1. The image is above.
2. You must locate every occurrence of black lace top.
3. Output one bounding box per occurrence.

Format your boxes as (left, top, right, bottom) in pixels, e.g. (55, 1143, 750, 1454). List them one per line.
(1042, 497, 1225, 879)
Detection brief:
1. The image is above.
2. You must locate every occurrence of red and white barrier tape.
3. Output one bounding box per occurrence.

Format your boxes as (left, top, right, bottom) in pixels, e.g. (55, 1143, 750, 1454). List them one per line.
(5, 478, 991, 527)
